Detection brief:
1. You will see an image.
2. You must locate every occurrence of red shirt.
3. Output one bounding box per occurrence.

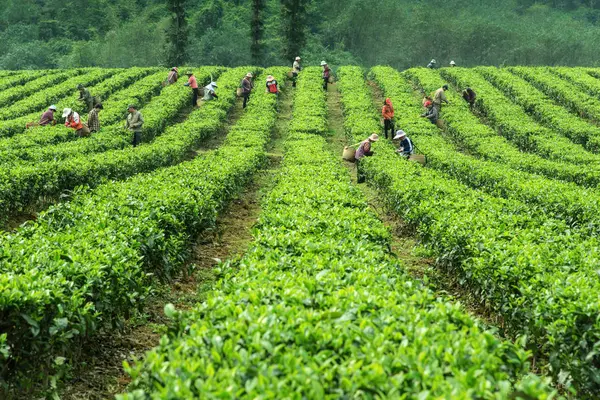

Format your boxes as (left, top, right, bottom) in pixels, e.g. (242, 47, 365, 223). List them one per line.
(266, 80, 278, 93)
(188, 75, 198, 89)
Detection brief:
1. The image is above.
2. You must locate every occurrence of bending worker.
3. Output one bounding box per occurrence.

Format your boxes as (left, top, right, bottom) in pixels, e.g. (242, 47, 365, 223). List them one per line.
(266, 75, 279, 95)
(421, 103, 439, 125)
(354, 133, 379, 184)
(393, 130, 414, 157)
(125, 104, 144, 147)
(77, 84, 93, 112)
(462, 87, 476, 107)
(203, 81, 218, 101)
(433, 84, 449, 110)
(63, 108, 90, 137)
(167, 67, 179, 85)
(39, 105, 58, 126)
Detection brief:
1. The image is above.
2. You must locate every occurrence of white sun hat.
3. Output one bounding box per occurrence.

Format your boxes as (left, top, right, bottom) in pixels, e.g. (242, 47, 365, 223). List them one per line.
(393, 130, 407, 140)
(62, 108, 72, 118)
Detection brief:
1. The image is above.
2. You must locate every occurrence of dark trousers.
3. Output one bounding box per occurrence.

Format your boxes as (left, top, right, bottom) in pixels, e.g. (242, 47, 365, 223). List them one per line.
(356, 153, 373, 183)
(323, 77, 329, 91)
(243, 93, 250, 108)
(192, 88, 199, 106)
(132, 131, 141, 147)
(292, 72, 298, 87)
(384, 119, 394, 139)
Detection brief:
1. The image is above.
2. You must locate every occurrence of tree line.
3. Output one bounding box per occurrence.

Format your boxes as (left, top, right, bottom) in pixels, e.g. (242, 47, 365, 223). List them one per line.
(1, 0, 600, 69)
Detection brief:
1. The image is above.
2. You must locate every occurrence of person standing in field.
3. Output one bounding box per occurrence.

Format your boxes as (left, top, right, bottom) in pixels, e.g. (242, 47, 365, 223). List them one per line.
(203, 82, 219, 101)
(433, 85, 450, 110)
(184, 71, 200, 107)
(167, 67, 179, 85)
(321, 61, 331, 91)
(266, 75, 279, 95)
(382, 98, 395, 139)
(355, 133, 379, 183)
(241, 72, 254, 109)
(77, 84, 94, 112)
(427, 59, 437, 69)
(87, 103, 102, 132)
(292, 56, 302, 87)
(125, 104, 144, 147)
(63, 108, 91, 137)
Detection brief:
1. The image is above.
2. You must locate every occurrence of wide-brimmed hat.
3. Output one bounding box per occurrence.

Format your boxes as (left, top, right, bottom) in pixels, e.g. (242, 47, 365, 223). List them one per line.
(266, 75, 274, 82)
(450, 60, 456, 65)
(172, 67, 178, 72)
(295, 56, 301, 61)
(186, 71, 193, 75)
(320, 61, 327, 66)
(49, 105, 57, 111)
(246, 72, 253, 78)
(62, 108, 72, 118)
(368, 133, 379, 142)
(431, 59, 437, 63)
(210, 82, 217, 88)
(393, 130, 407, 140)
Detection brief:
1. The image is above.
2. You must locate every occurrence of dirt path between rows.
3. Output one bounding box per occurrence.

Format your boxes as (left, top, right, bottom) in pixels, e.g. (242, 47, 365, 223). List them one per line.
(324, 82, 436, 284)
(53, 86, 294, 400)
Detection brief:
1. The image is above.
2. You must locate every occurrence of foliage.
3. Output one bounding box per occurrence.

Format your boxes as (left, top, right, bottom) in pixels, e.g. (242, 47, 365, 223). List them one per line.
(406, 67, 600, 185)
(164, 0, 188, 66)
(119, 68, 554, 398)
(339, 65, 600, 396)
(0, 66, 276, 389)
(250, 0, 265, 65)
(5, 0, 600, 69)
(0, 67, 228, 216)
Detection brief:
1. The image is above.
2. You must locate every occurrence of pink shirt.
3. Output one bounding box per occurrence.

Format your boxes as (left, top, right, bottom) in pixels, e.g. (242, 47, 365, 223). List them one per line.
(188, 75, 198, 89)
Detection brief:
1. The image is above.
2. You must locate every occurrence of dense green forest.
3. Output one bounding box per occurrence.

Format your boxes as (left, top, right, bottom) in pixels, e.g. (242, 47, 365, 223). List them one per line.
(1, 0, 600, 69)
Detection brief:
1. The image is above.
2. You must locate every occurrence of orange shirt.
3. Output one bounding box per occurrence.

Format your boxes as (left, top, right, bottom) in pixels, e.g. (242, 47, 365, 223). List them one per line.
(188, 75, 198, 89)
(382, 98, 394, 120)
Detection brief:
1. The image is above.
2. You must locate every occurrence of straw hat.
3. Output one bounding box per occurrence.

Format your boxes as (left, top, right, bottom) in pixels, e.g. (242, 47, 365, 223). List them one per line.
(266, 75, 274, 82)
(368, 133, 379, 142)
(320, 61, 327, 66)
(246, 72, 253, 78)
(295, 56, 301, 61)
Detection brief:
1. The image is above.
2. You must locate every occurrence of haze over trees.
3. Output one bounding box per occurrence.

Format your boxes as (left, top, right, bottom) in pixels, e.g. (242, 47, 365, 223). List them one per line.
(1, 0, 600, 69)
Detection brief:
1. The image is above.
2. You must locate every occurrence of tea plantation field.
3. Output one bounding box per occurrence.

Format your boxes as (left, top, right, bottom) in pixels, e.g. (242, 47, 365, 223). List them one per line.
(1, 65, 599, 398)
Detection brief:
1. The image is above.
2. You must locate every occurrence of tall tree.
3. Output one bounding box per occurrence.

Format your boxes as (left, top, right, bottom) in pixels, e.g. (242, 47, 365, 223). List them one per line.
(280, 0, 308, 63)
(250, 0, 265, 65)
(165, 0, 188, 66)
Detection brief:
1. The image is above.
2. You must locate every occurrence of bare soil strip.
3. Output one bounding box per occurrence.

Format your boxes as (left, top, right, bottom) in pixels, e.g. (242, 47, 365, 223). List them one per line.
(51, 88, 294, 400)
